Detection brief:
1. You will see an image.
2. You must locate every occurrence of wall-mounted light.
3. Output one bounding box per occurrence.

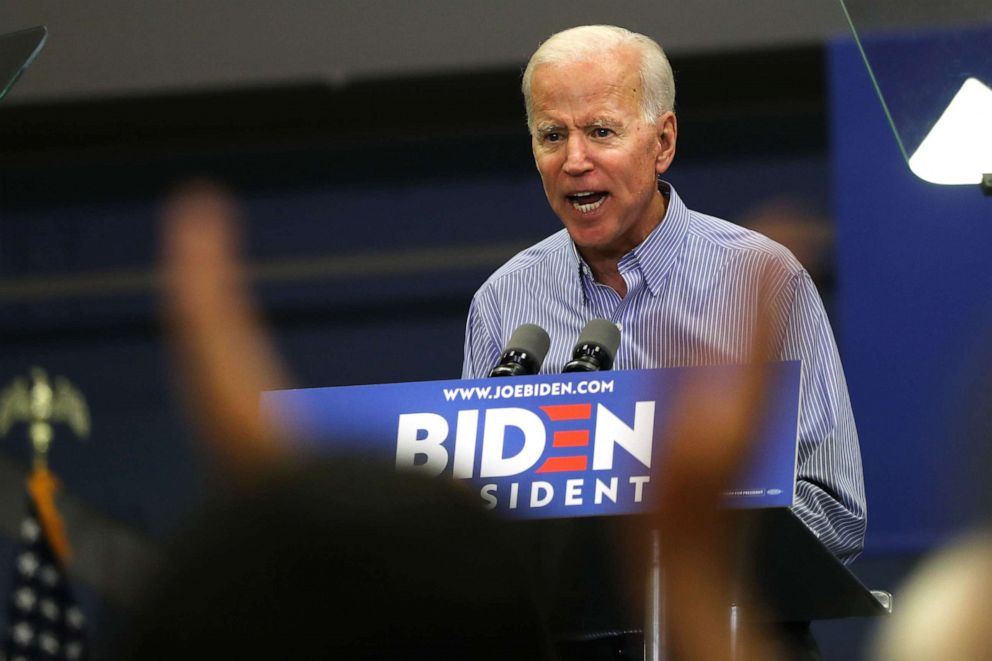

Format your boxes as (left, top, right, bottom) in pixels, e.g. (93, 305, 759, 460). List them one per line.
(908, 77, 992, 187)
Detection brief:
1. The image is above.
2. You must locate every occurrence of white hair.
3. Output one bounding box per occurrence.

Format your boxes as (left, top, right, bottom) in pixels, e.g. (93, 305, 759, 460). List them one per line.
(521, 25, 675, 133)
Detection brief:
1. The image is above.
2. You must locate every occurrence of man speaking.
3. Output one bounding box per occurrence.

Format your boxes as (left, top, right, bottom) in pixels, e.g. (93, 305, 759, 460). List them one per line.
(461, 23, 865, 655)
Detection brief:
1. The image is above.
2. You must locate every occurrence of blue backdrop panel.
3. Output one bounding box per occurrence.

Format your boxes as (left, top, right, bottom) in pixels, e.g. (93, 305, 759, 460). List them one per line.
(831, 33, 992, 554)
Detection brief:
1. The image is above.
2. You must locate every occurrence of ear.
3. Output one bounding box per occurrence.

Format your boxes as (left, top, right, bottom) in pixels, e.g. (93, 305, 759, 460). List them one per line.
(654, 111, 678, 175)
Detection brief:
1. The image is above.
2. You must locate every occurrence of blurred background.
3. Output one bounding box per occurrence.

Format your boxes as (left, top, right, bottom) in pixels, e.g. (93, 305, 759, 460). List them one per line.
(0, 2, 990, 658)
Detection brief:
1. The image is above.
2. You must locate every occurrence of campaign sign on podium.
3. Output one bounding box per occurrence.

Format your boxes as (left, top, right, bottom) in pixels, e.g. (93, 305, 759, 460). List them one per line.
(262, 362, 801, 519)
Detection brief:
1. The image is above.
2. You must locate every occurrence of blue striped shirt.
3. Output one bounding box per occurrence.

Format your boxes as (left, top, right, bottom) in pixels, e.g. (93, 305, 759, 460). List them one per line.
(462, 183, 866, 563)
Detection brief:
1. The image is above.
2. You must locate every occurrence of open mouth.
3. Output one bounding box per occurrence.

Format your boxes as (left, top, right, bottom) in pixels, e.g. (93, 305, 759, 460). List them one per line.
(567, 191, 608, 213)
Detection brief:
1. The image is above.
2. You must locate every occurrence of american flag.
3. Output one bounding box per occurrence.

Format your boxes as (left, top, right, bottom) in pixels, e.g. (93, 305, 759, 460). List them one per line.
(1, 496, 86, 661)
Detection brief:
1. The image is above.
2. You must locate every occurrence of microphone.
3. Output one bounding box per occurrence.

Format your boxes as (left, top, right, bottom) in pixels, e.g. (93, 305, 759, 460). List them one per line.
(563, 319, 621, 372)
(489, 324, 551, 377)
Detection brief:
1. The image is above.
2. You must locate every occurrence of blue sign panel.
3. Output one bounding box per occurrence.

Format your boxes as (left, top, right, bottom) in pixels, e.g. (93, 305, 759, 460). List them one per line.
(262, 363, 800, 520)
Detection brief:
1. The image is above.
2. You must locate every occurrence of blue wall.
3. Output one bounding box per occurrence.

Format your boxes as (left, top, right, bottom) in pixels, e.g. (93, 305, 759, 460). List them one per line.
(831, 32, 992, 554)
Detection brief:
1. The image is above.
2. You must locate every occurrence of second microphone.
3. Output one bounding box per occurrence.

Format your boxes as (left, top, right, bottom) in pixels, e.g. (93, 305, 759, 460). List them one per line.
(563, 319, 621, 372)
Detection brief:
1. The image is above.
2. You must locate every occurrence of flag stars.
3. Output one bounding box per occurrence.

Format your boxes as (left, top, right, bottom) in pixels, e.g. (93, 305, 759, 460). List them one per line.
(16, 553, 38, 578)
(39, 565, 60, 588)
(19, 518, 39, 543)
(11, 622, 33, 646)
(5, 502, 87, 660)
(13, 588, 36, 612)
(38, 631, 60, 655)
(40, 599, 60, 621)
(64, 641, 84, 659)
(66, 607, 85, 629)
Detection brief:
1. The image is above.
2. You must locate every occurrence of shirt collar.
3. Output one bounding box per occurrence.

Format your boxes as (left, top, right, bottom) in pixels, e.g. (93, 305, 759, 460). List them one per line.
(567, 180, 691, 298)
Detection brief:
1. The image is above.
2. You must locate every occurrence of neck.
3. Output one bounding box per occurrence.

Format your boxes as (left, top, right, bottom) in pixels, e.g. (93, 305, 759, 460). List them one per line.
(581, 192, 668, 298)
(588, 261, 628, 298)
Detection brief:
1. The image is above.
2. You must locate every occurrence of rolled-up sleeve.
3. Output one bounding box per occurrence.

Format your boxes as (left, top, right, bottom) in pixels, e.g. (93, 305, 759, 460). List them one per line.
(783, 271, 867, 563)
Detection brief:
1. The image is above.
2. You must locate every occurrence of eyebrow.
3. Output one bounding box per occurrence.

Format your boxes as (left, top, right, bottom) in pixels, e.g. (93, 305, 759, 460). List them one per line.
(535, 116, 623, 134)
(585, 116, 622, 129)
(534, 122, 563, 135)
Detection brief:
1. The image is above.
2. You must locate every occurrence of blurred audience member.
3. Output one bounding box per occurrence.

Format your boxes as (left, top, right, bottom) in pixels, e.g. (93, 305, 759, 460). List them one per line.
(651, 265, 782, 661)
(115, 456, 554, 660)
(159, 182, 292, 479)
(870, 530, 992, 661)
(739, 198, 835, 315)
(121, 183, 557, 660)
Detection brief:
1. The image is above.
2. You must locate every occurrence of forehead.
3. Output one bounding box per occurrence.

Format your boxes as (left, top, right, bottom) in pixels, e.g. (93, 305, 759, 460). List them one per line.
(530, 50, 642, 122)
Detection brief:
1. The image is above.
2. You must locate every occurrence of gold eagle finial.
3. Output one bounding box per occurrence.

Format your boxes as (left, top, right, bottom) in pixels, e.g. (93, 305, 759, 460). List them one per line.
(0, 367, 89, 467)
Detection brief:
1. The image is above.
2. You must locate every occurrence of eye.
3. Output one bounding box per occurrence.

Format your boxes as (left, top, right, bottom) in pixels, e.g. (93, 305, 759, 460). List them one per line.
(544, 132, 563, 143)
(592, 127, 614, 138)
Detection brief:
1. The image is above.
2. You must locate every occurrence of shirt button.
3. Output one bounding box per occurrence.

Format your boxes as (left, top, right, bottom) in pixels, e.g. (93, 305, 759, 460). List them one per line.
(615, 322, 624, 332)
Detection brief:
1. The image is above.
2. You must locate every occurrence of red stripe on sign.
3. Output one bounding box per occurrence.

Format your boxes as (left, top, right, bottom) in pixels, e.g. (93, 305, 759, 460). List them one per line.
(553, 430, 590, 447)
(540, 403, 592, 420)
(536, 456, 588, 473)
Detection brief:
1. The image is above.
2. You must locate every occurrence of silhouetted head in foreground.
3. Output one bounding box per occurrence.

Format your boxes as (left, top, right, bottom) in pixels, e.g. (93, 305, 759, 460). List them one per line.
(116, 455, 553, 660)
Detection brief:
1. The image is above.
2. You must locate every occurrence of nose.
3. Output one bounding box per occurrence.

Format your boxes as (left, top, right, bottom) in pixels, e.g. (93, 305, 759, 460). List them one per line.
(562, 135, 593, 176)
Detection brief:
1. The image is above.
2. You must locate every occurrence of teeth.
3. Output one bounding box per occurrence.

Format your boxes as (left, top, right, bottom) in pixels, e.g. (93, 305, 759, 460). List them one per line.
(570, 193, 606, 213)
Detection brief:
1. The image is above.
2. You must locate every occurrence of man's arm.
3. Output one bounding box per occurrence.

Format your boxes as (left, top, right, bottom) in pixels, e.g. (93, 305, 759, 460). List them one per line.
(782, 271, 867, 563)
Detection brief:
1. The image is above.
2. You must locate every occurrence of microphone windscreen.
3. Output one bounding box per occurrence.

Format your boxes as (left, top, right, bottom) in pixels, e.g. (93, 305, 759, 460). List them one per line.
(505, 323, 551, 365)
(575, 319, 621, 360)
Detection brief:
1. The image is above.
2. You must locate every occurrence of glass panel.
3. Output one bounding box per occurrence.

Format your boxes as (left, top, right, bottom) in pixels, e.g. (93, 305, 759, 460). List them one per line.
(0, 26, 47, 103)
(838, 1, 992, 185)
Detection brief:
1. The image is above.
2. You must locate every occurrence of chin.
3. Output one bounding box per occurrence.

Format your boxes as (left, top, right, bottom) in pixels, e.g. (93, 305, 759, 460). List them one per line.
(570, 234, 616, 255)
(564, 221, 613, 245)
